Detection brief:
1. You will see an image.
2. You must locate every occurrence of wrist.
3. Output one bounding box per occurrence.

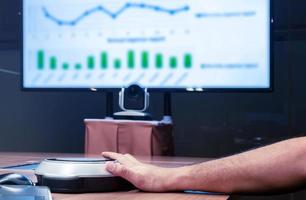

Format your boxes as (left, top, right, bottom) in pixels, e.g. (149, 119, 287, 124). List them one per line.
(164, 166, 194, 191)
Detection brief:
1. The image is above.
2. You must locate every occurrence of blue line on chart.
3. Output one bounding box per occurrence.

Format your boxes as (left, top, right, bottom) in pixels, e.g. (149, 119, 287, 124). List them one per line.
(42, 3, 190, 26)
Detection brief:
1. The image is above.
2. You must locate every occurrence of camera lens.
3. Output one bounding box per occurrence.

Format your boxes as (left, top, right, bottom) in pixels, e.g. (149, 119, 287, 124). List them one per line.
(127, 84, 143, 98)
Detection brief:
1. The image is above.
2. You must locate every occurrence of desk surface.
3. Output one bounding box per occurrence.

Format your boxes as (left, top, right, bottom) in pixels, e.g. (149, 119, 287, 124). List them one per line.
(0, 153, 229, 200)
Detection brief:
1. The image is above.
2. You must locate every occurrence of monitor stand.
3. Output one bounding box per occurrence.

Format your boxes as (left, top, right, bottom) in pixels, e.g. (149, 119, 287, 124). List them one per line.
(161, 92, 173, 124)
(105, 91, 114, 119)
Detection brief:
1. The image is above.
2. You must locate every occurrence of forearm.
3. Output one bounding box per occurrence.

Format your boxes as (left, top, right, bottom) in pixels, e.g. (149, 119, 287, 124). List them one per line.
(167, 137, 306, 193)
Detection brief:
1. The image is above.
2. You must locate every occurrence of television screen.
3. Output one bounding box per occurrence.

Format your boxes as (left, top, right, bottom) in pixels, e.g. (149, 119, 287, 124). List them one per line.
(22, 0, 271, 91)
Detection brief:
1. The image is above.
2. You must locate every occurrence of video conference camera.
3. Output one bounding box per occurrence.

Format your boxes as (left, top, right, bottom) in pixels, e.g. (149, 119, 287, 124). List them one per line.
(114, 84, 151, 120)
(119, 84, 149, 111)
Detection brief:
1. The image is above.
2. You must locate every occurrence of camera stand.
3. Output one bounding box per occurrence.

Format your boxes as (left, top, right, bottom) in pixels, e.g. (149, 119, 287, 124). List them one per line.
(113, 110, 152, 120)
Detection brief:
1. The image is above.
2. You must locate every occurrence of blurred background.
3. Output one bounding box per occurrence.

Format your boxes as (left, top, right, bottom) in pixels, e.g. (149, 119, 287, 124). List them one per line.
(0, 0, 305, 157)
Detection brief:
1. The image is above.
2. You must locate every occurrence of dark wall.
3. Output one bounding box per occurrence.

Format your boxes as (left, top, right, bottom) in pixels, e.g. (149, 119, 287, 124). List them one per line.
(0, 0, 306, 157)
(0, 0, 20, 49)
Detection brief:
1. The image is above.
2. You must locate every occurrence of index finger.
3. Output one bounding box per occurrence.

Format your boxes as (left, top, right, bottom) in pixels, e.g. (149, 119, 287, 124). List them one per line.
(102, 152, 132, 166)
(102, 152, 122, 160)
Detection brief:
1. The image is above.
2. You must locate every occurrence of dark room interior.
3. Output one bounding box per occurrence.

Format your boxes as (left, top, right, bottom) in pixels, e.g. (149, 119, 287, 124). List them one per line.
(1, 0, 306, 199)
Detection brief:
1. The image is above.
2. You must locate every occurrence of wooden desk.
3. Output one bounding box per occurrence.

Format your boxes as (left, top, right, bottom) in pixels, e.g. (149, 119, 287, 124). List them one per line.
(0, 153, 229, 200)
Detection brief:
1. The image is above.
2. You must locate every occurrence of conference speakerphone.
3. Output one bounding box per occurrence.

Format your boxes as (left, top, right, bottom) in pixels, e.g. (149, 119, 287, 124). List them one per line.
(34, 158, 134, 193)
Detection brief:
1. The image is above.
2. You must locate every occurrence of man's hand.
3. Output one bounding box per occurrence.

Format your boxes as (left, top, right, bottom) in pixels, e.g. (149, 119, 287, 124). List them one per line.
(103, 138, 306, 194)
(102, 152, 182, 192)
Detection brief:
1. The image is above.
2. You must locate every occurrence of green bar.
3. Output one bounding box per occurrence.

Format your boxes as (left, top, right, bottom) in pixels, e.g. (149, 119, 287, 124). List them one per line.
(184, 54, 192, 68)
(128, 50, 135, 69)
(101, 52, 108, 69)
(114, 59, 121, 69)
(141, 51, 149, 69)
(170, 56, 177, 69)
(75, 63, 82, 70)
(38, 50, 44, 70)
(87, 56, 95, 70)
(50, 56, 57, 70)
(156, 53, 163, 69)
(62, 63, 69, 70)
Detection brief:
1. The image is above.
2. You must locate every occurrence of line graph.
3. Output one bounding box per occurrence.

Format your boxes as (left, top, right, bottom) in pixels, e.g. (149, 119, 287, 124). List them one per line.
(42, 3, 190, 26)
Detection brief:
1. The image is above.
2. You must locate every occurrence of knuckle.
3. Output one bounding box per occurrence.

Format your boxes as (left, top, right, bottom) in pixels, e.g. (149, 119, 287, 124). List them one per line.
(111, 164, 121, 175)
(119, 157, 127, 163)
(120, 166, 130, 178)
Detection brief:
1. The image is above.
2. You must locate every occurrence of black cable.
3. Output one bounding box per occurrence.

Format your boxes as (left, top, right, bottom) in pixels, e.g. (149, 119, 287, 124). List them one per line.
(0, 68, 20, 76)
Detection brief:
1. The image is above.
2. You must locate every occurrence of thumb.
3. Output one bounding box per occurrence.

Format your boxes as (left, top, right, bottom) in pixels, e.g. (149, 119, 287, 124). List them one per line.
(106, 162, 133, 180)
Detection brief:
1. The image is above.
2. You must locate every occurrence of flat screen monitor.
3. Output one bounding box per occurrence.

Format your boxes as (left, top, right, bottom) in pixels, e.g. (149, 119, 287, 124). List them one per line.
(22, 0, 272, 91)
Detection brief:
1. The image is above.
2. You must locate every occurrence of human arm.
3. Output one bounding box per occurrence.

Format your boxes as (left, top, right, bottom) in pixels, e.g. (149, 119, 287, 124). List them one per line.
(102, 137, 306, 193)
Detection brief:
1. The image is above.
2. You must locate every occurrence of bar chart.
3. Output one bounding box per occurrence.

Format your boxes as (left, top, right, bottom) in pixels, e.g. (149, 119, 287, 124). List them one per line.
(36, 50, 193, 71)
